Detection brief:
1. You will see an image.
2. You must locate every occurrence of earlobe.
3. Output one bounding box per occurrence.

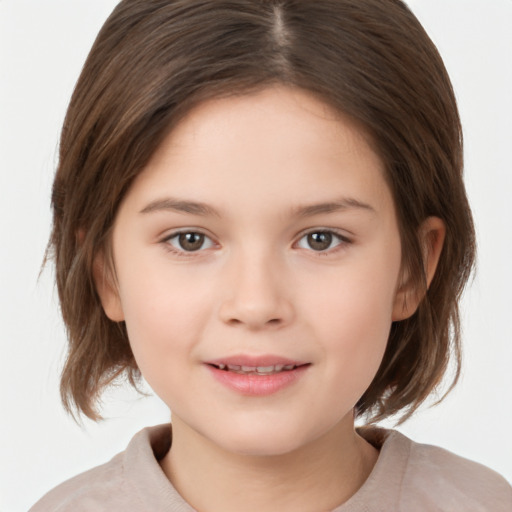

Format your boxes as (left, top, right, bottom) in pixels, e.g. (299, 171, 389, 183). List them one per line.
(93, 250, 125, 322)
(392, 216, 446, 321)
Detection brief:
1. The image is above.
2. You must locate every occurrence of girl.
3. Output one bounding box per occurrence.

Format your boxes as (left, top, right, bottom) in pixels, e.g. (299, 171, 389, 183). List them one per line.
(28, 0, 512, 510)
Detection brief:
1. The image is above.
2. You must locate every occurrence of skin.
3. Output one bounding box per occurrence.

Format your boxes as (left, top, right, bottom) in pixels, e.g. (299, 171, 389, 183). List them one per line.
(96, 86, 445, 512)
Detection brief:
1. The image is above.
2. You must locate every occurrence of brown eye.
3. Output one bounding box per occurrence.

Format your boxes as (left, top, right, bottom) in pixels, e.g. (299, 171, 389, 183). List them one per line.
(296, 230, 349, 253)
(166, 231, 214, 253)
(307, 232, 333, 251)
(178, 232, 205, 251)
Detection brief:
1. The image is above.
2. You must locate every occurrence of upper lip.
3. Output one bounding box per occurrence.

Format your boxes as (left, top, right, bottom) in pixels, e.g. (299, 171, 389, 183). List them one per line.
(205, 354, 309, 368)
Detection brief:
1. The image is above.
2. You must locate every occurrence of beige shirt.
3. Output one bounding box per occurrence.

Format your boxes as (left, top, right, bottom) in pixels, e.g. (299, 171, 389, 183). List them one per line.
(29, 424, 512, 511)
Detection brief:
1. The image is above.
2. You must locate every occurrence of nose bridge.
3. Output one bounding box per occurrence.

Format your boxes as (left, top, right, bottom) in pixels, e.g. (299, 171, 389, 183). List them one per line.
(219, 243, 293, 329)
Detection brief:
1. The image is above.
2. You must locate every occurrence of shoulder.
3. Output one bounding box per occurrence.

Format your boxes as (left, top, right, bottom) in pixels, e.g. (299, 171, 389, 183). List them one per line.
(393, 431, 512, 511)
(28, 452, 129, 512)
(356, 427, 512, 512)
(29, 424, 175, 512)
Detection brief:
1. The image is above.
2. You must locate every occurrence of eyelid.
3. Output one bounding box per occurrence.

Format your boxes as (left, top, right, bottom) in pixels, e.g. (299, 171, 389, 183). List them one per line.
(160, 228, 218, 256)
(294, 228, 353, 253)
(158, 227, 352, 257)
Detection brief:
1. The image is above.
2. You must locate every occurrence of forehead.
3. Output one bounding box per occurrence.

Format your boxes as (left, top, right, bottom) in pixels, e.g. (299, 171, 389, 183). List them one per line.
(120, 86, 393, 219)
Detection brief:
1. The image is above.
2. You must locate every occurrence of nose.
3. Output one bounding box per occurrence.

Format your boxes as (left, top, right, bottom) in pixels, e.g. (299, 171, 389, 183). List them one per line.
(218, 250, 294, 330)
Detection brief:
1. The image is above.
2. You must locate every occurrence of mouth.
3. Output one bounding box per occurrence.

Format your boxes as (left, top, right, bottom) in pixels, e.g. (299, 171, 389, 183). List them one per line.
(205, 356, 310, 396)
(208, 363, 306, 375)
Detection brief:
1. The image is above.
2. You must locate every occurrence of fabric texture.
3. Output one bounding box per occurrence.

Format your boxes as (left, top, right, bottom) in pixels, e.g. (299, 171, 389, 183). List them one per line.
(29, 424, 512, 512)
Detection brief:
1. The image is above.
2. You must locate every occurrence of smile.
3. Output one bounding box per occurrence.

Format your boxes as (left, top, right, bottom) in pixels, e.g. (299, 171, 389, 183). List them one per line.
(205, 357, 310, 396)
(211, 363, 300, 375)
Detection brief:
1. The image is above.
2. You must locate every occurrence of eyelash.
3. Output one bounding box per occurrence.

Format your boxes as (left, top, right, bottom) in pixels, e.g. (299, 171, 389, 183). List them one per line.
(295, 229, 352, 255)
(161, 230, 216, 258)
(160, 229, 352, 258)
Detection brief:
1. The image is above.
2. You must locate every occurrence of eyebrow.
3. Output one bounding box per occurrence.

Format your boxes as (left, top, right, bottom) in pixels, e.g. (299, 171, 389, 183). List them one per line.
(139, 198, 221, 217)
(293, 198, 376, 217)
(139, 196, 375, 218)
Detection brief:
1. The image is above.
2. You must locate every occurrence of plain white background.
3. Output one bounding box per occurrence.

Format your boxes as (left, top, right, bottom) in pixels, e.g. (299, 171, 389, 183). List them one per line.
(1, 1, 511, 510)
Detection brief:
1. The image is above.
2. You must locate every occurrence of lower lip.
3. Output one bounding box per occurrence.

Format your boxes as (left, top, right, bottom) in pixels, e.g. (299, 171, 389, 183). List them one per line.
(206, 365, 309, 396)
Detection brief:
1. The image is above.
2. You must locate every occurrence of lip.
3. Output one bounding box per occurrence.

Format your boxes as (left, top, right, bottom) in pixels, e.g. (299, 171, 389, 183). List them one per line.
(204, 354, 310, 396)
(206, 354, 307, 368)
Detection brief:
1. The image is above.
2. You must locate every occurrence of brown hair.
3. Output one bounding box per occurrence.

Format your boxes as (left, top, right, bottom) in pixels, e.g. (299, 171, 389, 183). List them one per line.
(49, 0, 475, 422)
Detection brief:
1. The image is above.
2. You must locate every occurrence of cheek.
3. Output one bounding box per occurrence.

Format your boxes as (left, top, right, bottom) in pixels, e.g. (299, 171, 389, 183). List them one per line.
(324, 288, 391, 375)
(116, 267, 213, 379)
(308, 256, 400, 391)
(307, 250, 398, 331)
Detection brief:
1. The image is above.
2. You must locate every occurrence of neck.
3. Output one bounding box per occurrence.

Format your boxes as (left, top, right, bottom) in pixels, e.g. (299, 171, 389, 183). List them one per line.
(160, 414, 378, 512)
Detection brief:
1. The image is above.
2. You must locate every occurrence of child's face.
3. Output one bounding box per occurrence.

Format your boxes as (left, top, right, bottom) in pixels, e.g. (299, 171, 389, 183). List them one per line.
(99, 86, 406, 456)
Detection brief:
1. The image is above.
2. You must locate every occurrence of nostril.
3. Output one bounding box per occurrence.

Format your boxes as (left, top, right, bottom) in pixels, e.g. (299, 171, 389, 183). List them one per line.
(218, 295, 294, 329)
(225, 317, 282, 328)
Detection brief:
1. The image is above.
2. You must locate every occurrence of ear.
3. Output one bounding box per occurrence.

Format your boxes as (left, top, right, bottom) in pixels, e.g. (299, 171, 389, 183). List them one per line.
(392, 216, 446, 321)
(93, 250, 125, 322)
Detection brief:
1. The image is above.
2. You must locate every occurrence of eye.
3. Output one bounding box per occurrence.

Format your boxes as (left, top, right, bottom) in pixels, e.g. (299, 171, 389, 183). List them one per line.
(164, 231, 215, 253)
(296, 230, 349, 252)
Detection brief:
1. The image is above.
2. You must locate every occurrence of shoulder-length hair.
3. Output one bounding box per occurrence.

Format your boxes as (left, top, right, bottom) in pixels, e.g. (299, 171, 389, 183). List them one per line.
(49, 0, 475, 422)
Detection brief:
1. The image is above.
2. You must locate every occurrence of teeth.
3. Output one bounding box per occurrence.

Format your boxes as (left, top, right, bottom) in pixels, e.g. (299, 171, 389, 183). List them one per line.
(256, 366, 275, 373)
(216, 363, 297, 374)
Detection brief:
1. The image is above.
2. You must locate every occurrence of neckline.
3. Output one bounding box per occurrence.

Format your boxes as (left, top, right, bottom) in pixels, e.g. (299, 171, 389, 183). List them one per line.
(125, 424, 411, 512)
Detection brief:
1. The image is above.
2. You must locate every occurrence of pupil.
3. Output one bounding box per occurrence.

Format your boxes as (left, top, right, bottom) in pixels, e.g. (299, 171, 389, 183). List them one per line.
(179, 232, 204, 251)
(308, 232, 332, 251)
